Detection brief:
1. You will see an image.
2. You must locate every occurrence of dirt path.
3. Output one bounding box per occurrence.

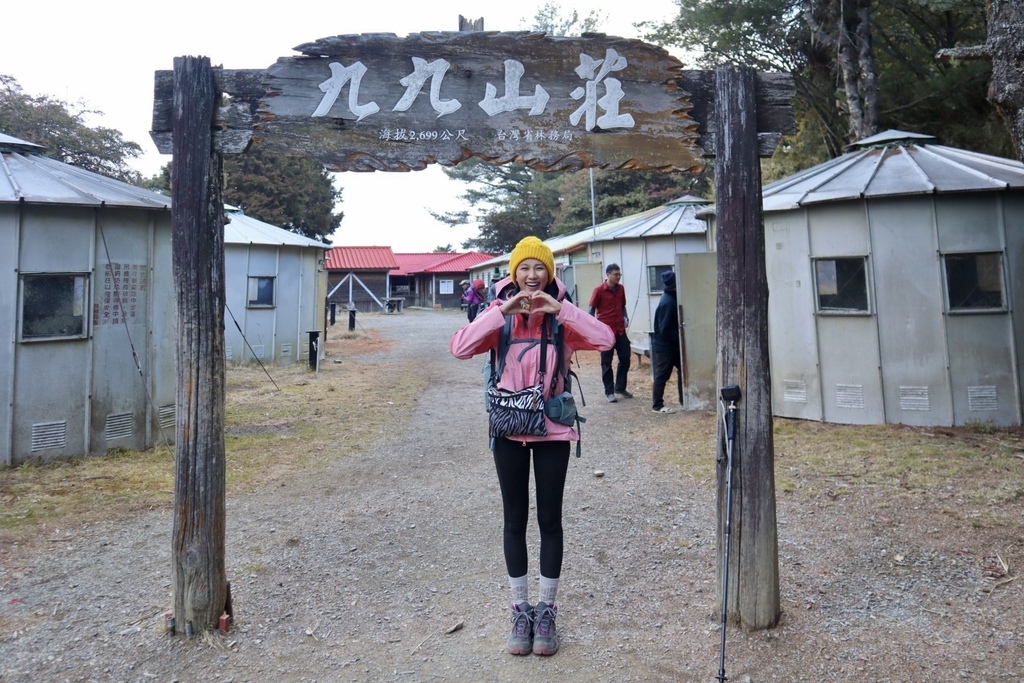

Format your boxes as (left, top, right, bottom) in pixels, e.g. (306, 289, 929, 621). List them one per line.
(1, 309, 1021, 682)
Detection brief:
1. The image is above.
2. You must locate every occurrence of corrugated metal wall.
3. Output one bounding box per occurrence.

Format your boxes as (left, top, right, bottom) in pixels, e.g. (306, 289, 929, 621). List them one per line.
(767, 192, 1023, 427)
(224, 244, 325, 364)
(2, 205, 175, 464)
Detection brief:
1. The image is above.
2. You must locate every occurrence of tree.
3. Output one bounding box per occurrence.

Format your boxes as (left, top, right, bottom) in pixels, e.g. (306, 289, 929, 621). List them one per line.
(223, 144, 342, 244)
(644, 0, 1009, 160)
(526, 1, 604, 35)
(0, 74, 144, 184)
(803, 0, 880, 142)
(551, 170, 708, 235)
(147, 144, 344, 244)
(938, 0, 1024, 160)
(431, 158, 561, 253)
(985, 0, 1024, 159)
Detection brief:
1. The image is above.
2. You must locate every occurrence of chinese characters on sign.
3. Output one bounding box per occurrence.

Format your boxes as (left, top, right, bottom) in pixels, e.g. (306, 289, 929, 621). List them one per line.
(258, 32, 703, 172)
(313, 49, 634, 135)
(94, 263, 147, 326)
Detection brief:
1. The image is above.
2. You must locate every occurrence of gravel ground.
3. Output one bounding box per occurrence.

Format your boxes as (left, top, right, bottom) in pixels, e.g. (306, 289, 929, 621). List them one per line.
(1, 309, 1021, 683)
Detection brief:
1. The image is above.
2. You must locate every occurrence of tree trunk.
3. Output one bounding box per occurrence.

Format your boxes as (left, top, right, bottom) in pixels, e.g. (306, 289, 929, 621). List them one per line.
(170, 55, 229, 635)
(714, 65, 780, 631)
(837, 0, 879, 141)
(986, 0, 1024, 160)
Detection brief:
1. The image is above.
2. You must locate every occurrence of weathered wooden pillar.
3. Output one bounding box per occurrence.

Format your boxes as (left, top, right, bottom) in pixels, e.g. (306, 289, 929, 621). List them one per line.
(458, 15, 484, 31)
(171, 55, 229, 635)
(714, 64, 780, 630)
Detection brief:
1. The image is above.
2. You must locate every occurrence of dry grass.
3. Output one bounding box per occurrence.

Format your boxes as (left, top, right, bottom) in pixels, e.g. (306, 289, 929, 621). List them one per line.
(3, 336, 1022, 549)
(0, 446, 176, 535)
(0, 327, 425, 544)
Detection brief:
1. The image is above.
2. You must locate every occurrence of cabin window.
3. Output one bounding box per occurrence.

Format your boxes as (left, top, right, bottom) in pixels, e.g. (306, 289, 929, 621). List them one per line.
(21, 273, 90, 340)
(814, 257, 869, 313)
(943, 252, 1005, 312)
(247, 276, 275, 307)
(439, 279, 454, 295)
(647, 265, 673, 293)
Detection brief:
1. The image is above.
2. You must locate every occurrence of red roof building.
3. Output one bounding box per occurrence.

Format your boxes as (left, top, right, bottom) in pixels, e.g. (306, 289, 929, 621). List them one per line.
(324, 246, 399, 313)
(325, 246, 399, 271)
(390, 251, 496, 310)
(325, 247, 495, 312)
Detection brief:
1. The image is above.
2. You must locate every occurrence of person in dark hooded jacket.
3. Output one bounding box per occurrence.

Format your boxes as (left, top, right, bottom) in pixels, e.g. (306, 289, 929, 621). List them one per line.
(651, 270, 682, 413)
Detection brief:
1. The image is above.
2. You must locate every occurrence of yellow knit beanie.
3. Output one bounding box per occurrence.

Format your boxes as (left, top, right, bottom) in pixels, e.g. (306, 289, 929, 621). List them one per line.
(508, 236, 555, 285)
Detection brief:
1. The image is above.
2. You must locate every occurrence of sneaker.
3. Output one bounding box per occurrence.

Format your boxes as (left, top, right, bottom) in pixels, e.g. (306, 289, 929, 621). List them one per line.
(615, 389, 634, 399)
(652, 406, 676, 414)
(506, 603, 534, 655)
(605, 394, 618, 403)
(532, 602, 559, 656)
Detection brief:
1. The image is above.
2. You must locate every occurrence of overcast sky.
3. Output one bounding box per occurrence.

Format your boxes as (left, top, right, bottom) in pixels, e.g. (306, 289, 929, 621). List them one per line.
(2, 0, 682, 251)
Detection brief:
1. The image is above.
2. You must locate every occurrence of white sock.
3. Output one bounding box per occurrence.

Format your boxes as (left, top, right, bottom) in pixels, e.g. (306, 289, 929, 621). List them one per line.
(539, 575, 559, 605)
(509, 574, 529, 606)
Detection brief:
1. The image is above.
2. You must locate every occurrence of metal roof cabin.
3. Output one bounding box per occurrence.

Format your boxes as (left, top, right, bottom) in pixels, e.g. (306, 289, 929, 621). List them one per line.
(760, 130, 1024, 426)
(579, 195, 712, 357)
(222, 206, 329, 364)
(0, 133, 175, 464)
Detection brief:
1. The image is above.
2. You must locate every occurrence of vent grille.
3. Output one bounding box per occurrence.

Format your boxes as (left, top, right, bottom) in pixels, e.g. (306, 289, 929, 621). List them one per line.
(225, 345, 233, 360)
(968, 386, 998, 412)
(835, 384, 865, 409)
(158, 404, 176, 430)
(900, 386, 931, 411)
(280, 343, 292, 358)
(31, 420, 67, 452)
(783, 380, 808, 403)
(105, 413, 134, 441)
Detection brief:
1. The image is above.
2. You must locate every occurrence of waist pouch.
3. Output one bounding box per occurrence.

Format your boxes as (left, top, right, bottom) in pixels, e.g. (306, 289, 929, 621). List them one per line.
(487, 385, 547, 439)
(543, 391, 578, 426)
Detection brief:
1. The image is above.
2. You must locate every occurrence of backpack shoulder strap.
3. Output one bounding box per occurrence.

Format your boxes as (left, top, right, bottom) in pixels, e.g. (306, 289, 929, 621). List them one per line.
(490, 314, 515, 382)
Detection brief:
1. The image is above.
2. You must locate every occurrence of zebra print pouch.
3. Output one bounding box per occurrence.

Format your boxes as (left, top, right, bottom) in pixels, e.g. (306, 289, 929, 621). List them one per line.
(486, 384, 547, 439)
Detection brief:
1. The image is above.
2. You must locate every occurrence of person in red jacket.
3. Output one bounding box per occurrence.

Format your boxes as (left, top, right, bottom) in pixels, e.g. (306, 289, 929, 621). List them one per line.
(450, 236, 613, 657)
(588, 263, 632, 402)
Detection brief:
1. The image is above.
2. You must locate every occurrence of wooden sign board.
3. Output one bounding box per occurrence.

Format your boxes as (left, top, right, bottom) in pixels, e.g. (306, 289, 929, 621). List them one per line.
(254, 32, 703, 172)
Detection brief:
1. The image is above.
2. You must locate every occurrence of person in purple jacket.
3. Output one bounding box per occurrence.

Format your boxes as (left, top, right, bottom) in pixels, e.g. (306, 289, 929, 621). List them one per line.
(450, 236, 614, 657)
(460, 279, 483, 322)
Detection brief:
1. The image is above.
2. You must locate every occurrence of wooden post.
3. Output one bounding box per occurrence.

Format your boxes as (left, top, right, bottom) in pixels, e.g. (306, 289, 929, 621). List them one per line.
(714, 64, 780, 630)
(171, 55, 230, 635)
(458, 15, 483, 31)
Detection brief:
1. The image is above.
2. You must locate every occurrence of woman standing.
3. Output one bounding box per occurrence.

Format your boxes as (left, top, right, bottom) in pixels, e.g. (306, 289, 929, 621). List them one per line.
(460, 279, 483, 322)
(450, 237, 614, 656)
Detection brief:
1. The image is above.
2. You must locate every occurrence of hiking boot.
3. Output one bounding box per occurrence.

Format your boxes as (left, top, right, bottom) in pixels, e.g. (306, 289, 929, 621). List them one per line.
(615, 389, 634, 399)
(532, 602, 559, 656)
(606, 394, 618, 403)
(506, 603, 534, 655)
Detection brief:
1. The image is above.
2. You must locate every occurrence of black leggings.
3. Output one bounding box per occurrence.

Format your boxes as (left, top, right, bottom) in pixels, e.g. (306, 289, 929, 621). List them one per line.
(492, 439, 571, 579)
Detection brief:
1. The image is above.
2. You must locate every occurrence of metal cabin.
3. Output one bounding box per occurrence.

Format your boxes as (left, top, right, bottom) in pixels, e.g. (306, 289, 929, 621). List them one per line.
(0, 134, 176, 464)
(580, 195, 713, 354)
(222, 206, 329, 365)
(760, 130, 1024, 427)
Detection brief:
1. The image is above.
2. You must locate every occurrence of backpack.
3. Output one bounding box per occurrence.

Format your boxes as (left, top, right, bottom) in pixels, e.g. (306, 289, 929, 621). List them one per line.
(484, 312, 588, 457)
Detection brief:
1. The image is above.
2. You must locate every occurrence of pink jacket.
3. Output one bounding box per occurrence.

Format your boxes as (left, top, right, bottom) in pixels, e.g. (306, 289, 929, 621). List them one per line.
(450, 277, 614, 443)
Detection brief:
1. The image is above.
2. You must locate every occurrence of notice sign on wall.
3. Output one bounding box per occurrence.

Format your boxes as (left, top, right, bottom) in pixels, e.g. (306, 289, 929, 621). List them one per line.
(255, 32, 703, 173)
(94, 262, 148, 326)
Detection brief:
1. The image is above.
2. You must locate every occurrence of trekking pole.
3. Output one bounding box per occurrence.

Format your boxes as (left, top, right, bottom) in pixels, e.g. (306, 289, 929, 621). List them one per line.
(716, 384, 741, 683)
